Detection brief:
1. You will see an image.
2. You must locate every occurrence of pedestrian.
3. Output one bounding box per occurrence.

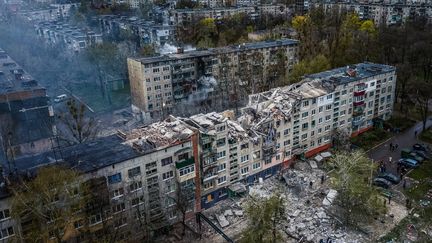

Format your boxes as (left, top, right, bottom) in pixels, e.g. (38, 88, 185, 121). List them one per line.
(321, 175, 325, 184)
(309, 181, 313, 188)
(389, 142, 393, 151)
(403, 179, 407, 189)
(388, 195, 391, 204)
(395, 143, 399, 150)
(406, 198, 411, 208)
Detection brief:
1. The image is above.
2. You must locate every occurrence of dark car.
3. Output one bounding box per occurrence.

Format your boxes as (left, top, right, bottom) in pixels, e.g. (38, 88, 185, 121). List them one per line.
(412, 150, 430, 160)
(373, 178, 391, 189)
(398, 158, 419, 168)
(377, 172, 401, 184)
(413, 143, 428, 152)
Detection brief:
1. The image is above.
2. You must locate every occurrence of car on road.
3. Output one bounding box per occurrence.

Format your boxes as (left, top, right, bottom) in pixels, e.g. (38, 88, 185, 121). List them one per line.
(54, 94, 68, 103)
(401, 148, 424, 163)
(398, 158, 419, 168)
(377, 172, 401, 184)
(373, 178, 392, 189)
(413, 143, 428, 152)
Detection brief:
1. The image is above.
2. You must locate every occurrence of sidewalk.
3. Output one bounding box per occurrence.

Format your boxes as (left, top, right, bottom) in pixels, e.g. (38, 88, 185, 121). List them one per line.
(368, 118, 432, 175)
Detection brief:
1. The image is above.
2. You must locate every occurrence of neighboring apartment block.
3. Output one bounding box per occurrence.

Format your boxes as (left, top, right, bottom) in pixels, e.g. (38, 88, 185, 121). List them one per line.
(315, 2, 432, 25)
(98, 15, 176, 48)
(16, 3, 80, 22)
(170, 4, 290, 25)
(0, 48, 54, 159)
(35, 21, 103, 54)
(127, 39, 299, 121)
(3, 118, 199, 242)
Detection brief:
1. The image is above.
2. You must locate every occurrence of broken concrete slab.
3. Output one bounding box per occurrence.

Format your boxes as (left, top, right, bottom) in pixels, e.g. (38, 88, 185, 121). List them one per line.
(224, 209, 233, 217)
(233, 210, 243, 217)
(217, 214, 230, 228)
(309, 160, 318, 169)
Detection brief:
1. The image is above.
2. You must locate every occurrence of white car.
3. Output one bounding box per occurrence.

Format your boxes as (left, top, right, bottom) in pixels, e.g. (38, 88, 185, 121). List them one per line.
(54, 94, 67, 103)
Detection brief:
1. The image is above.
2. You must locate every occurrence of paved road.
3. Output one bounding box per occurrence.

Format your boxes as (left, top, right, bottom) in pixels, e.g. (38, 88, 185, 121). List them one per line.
(368, 118, 432, 175)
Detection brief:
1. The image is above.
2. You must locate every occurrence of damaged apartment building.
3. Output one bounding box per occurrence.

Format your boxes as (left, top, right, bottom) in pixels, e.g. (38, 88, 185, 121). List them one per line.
(0, 48, 54, 161)
(98, 15, 176, 48)
(35, 21, 103, 54)
(0, 118, 199, 242)
(127, 39, 299, 121)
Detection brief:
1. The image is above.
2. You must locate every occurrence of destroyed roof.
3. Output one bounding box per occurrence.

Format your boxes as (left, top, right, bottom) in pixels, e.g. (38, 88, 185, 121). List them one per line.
(119, 117, 194, 151)
(131, 39, 299, 65)
(179, 111, 255, 142)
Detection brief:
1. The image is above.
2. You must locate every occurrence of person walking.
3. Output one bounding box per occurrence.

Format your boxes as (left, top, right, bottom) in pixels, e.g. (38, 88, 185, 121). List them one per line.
(403, 179, 407, 189)
(389, 142, 393, 151)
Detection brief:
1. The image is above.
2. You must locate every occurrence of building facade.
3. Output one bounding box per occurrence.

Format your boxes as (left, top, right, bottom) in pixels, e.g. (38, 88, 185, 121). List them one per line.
(127, 39, 299, 121)
(35, 21, 103, 54)
(170, 4, 289, 25)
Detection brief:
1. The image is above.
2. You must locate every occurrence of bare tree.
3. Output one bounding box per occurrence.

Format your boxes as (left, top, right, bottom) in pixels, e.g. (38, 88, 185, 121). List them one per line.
(57, 98, 99, 144)
(172, 180, 194, 237)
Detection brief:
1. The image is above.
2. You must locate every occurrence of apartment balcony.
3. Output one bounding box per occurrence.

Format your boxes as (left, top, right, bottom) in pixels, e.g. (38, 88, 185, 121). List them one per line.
(175, 157, 195, 169)
(353, 90, 365, 96)
(353, 100, 365, 107)
(352, 117, 365, 127)
(203, 173, 218, 182)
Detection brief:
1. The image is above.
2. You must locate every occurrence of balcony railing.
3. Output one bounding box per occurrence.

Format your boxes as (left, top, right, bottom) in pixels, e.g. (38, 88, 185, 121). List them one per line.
(176, 157, 195, 169)
(353, 100, 365, 107)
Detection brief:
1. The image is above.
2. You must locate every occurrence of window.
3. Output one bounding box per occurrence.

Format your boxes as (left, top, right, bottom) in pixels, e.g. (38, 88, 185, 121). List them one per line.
(153, 68, 160, 73)
(302, 123, 308, 129)
(241, 155, 249, 163)
(325, 125, 330, 131)
(303, 100, 309, 107)
(108, 173, 122, 184)
(388, 86, 392, 92)
(161, 157, 173, 166)
(240, 143, 249, 149)
(253, 151, 261, 159)
(114, 217, 127, 228)
(311, 109, 316, 115)
(216, 138, 226, 147)
(131, 196, 145, 206)
(370, 82, 375, 87)
(128, 166, 141, 178)
(301, 112, 308, 118)
(153, 77, 160, 82)
(162, 171, 174, 180)
(218, 163, 226, 172)
(0, 227, 14, 239)
(318, 128, 322, 133)
(112, 188, 124, 198)
(217, 125, 226, 132)
(0, 209, 10, 221)
(217, 176, 227, 185)
(301, 133, 307, 140)
(179, 165, 194, 176)
(146, 78, 150, 82)
(89, 214, 102, 225)
(276, 154, 281, 160)
(326, 104, 332, 110)
(340, 110, 346, 116)
(253, 162, 261, 170)
(240, 166, 249, 175)
(319, 106, 323, 112)
(284, 129, 290, 136)
(178, 153, 189, 161)
(74, 220, 84, 229)
(369, 91, 375, 97)
(318, 118, 323, 124)
(129, 181, 142, 191)
(216, 151, 226, 159)
(163, 66, 170, 71)
(155, 85, 161, 90)
(284, 140, 290, 146)
(112, 203, 125, 213)
(325, 115, 331, 121)
(327, 94, 333, 99)
(342, 90, 347, 95)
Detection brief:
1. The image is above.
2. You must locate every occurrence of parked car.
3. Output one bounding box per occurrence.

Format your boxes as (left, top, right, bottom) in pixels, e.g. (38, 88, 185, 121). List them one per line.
(401, 148, 424, 163)
(377, 172, 401, 184)
(413, 143, 428, 152)
(373, 178, 391, 189)
(398, 158, 419, 168)
(54, 94, 67, 103)
(411, 150, 430, 160)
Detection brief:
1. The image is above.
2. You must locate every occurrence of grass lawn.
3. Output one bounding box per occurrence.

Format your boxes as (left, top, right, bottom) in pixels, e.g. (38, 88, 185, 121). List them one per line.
(419, 128, 432, 144)
(351, 128, 392, 151)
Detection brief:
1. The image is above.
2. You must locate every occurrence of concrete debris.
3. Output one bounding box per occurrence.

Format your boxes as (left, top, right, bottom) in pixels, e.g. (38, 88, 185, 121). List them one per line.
(217, 214, 230, 228)
(233, 210, 243, 217)
(309, 160, 318, 169)
(323, 189, 338, 206)
(224, 209, 233, 217)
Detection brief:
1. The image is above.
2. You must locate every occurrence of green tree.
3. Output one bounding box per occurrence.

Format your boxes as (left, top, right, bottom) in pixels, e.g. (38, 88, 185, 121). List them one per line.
(410, 79, 432, 130)
(241, 191, 286, 243)
(11, 166, 82, 242)
(288, 54, 331, 83)
(329, 151, 386, 227)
